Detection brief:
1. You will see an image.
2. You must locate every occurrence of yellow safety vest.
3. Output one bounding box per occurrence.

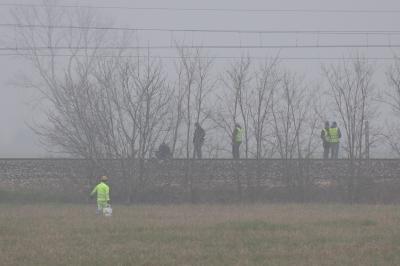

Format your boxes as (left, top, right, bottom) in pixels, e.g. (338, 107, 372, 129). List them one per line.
(328, 127, 339, 143)
(234, 127, 244, 143)
(90, 182, 110, 202)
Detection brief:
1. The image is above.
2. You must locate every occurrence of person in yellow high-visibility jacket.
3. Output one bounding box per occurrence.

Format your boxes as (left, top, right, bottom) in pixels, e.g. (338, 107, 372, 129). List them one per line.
(321, 121, 330, 159)
(90, 176, 110, 214)
(232, 123, 244, 159)
(328, 121, 342, 159)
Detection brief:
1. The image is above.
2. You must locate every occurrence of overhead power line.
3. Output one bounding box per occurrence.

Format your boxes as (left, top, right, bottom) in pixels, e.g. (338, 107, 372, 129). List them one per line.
(3, 23, 400, 36)
(2, 44, 400, 51)
(1, 3, 400, 14)
(0, 53, 397, 61)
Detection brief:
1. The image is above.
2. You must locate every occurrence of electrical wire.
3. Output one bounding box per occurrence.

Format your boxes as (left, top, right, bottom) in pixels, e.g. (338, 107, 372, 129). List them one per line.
(0, 53, 397, 61)
(1, 44, 400, 51)
(3, 23, 400, 36)
(1, 3, 400, 14)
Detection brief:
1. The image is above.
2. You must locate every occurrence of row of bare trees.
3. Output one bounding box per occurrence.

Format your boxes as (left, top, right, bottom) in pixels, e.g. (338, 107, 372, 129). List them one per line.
(10, 3, 400, 199)
(14, 3, 400, 161)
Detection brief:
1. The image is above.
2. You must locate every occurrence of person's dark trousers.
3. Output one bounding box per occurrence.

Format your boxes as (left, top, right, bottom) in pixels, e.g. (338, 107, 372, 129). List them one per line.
(331, 143, 339, 159)
(323, 142, 330, 159)
(193, 144, 202, 159)
(232, 142, 241, 159)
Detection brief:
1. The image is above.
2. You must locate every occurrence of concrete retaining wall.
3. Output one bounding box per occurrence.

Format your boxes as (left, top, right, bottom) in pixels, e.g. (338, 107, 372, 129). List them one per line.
(1, 159, 400, 203)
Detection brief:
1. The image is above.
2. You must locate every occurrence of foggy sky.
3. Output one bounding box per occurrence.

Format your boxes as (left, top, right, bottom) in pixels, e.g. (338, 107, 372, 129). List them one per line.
(0, 0, 399, 157)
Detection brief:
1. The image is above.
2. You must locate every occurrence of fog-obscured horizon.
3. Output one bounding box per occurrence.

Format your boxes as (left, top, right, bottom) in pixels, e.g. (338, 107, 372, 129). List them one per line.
(1, 0, 399, 158)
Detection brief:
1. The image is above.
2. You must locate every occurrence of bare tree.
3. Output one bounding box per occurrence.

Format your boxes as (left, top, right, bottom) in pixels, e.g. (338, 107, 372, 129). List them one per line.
(11, 3, 111, 163)
(384, 56, 400, 157)
(175, 47, 197, 159)
(220, 56, 252, 158)
(386, 56, 400, 115)
(323, 56, 376, 159)
(12, 2, 171, 202)
(169, 65, 186, 157)
(323, 56, 376, 202)
(271, 70, 316, 160)
(267, 68, 320, 198)
(174, 47, 214, 159)
(248, 58, 280, 159)
(93, 53, 171, 197)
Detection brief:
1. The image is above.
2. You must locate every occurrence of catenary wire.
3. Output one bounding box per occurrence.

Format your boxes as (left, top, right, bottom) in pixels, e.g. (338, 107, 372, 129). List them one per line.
(3, 23, 400, 36)
(1, 3, 400, 14)
(0, 53, 398, 61)
(2, 44, 400, 50)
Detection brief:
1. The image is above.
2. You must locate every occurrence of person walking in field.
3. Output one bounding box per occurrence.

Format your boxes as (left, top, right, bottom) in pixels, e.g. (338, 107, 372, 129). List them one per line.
(321, 121, 331, 159)
(232, 123, 244, 159)
(193, 122, 205, 159)
(328, 121, 341, 159)
(90, 175, 110, 214)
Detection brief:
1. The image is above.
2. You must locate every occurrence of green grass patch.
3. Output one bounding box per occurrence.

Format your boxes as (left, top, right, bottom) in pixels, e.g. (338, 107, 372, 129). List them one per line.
(213, 219, 295, 231)
(0, 189, 84, 203)
(313, 218, 377, 227)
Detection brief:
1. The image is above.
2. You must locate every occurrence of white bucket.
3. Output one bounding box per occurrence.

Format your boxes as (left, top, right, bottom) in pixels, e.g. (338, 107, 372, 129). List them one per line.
(103, 204, 113, 217)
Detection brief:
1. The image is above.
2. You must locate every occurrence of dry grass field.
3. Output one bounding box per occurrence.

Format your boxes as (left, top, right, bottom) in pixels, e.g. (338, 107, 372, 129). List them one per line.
(1, 204, 400, 265)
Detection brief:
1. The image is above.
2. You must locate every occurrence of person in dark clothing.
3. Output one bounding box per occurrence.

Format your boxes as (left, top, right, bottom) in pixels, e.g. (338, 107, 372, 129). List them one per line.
(156, 142, 172, 160)
(232, 123, 244, 159)
(193, 122, 205, 158)
(321, 121, 330, 159)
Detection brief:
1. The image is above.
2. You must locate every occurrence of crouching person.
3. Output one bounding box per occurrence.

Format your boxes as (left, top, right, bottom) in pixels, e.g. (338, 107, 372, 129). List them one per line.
(90, 175, 110, 214)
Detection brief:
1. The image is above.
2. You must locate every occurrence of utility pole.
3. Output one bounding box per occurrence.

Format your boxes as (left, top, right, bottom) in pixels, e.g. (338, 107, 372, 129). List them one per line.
(365, 121, 370, 159)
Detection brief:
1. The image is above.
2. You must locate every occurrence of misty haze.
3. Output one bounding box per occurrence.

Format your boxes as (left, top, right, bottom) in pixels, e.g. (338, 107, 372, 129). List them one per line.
(1, 0, 400, 265)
